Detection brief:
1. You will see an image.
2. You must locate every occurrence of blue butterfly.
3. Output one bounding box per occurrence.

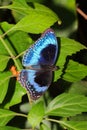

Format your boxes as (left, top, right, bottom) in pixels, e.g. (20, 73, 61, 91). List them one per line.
(18, 29, 58, 100)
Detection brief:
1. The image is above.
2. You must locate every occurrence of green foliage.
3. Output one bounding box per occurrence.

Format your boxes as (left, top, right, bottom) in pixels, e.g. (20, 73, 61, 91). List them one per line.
(63, 60, 87, 82)
(54, 38, 86, 80)
(0, 72, 11, 103)
(0, 109, 16, 126)
(0, 126, 20, 130)
(4, 0, 59, 33)
(0, 55, 10, 71)
(4, 81, 26, 109)
(45, 93, 87, 117)
(56, 121, 87, 130)
(0, 0, 87, 130)
(40, 123, 50, 130)
(28, 101, 45, 128)
(69, 81, 87, 95)
(13, 12, 58, 33)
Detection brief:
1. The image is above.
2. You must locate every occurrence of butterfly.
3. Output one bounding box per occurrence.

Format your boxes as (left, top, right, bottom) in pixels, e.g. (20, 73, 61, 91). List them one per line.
(18, 28, 58, 100)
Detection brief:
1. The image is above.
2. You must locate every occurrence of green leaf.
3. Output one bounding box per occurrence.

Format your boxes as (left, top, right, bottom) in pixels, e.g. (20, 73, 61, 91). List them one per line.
(4, 0, 59, 33)
(13, 11, 58, 33)
(69, 113, 87, 121)
(0, 71, 11, 103)
(63, 60, 87, 82)
(4, 81, 26, 108)
(69, 81, 87, 96)
(0, 109, 16, 126)
(7, 0, 34, 15)
(5, 0, 59, 33)
(58, 37, 86, 67)
(9, 0, 58, 16)
(0, 70, 26, 107)
(0, 55, 10, 71)
(45, 93, 87, 117)
(0, 126, 20, 130)
(0, 22, 32, 55)
(59, 121, 87, 130)
(9, 0, 29, 22)
(0, 22, 32, 70)
(28, 101, 45, 128)
(54, 37, 86, 81)
(40, 123, 50, 130)
(9, 0, 29, 13)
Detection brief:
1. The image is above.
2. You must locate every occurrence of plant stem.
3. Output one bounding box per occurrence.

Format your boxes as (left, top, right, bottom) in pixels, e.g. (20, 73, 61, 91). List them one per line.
(46, 118, 61, 124)
(16, 112, 28, 118)
(1, 27, 15, 38)
(0, 35, 20, 70)
(46, 118, 75, 130)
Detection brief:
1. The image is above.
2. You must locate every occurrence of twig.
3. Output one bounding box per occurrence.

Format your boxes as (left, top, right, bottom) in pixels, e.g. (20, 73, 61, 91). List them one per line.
(76, 7, 87, 20)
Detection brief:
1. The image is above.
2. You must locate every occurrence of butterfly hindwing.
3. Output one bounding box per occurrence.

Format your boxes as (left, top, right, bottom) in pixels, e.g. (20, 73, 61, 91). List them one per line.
(18, 69, 52, 100)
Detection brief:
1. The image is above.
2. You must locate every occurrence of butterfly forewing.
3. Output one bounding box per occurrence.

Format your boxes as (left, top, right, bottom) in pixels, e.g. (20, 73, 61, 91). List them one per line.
(22, 28, 58, 67)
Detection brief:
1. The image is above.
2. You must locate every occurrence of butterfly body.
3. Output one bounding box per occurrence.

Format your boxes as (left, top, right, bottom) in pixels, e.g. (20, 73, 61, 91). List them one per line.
(18, 28, 58, 100)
